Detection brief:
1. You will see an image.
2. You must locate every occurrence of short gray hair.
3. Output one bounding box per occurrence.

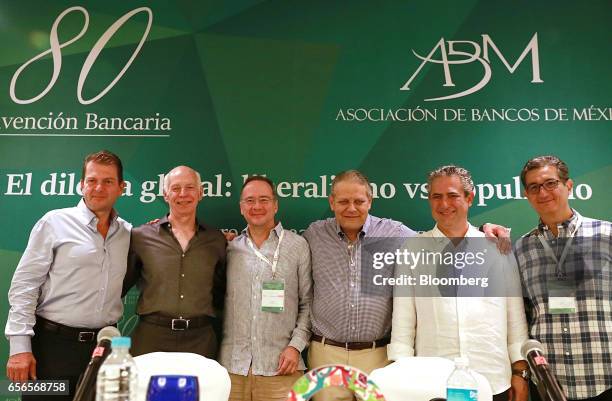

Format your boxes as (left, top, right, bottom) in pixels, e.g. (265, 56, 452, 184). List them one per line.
(427, 165, 474, 195)
(331, 169, 373, 199)
(163, 166, 202, 193)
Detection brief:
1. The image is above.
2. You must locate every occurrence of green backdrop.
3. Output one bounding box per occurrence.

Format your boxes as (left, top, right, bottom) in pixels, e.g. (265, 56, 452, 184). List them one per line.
(0, 1, 610, 398)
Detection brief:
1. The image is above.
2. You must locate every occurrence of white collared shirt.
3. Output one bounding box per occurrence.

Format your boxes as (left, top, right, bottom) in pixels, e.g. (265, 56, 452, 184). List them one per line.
(388, 224, 528, 394)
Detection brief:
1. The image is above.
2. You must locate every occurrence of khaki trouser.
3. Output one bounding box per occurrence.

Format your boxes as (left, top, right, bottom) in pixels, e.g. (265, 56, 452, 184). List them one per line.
(229, 368, 304, 401)
(307, 340, 390, 401)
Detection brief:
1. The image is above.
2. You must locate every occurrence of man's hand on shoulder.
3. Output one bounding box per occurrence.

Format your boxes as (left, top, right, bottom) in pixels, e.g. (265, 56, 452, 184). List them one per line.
(223, 231, 237, 241)
(6, 352, 36, 382)
(481, 223, 512, 254)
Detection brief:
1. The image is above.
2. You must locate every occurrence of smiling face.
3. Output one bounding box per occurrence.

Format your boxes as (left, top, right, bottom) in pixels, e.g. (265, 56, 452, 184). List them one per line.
(428, 175, 473, 236)
(524, 165, 573, 219)
(80, 161, 125, 217)
(163, 166, 203, 217)
(240, 179, 278, 230)
(329, 180, 372, 238)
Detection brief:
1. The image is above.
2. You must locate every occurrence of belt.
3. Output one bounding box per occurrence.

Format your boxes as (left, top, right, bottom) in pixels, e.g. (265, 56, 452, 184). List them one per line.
(140, 314, 212, 331)
(311, 334, 390, 350)
(35, 316, 106, 343)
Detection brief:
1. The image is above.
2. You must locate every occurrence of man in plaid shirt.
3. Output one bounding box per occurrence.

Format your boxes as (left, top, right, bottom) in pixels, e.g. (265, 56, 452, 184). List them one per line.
(514, 155, 611, 401)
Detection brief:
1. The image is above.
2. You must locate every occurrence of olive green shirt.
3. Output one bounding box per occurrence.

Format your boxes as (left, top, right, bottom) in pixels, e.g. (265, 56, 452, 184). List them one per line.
(123, 215, 227, 318)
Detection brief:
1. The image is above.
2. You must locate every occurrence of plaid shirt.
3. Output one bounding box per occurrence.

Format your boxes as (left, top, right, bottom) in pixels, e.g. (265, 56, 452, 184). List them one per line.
(514, 210, 612, 400)
(303, 215, 415, 342)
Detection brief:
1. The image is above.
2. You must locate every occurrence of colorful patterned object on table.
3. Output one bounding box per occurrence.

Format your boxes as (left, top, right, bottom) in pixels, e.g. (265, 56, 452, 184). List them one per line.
(286, 364, 387, 401)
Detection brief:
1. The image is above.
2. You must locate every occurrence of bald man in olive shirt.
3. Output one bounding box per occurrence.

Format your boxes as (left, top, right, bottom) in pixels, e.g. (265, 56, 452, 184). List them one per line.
(122, 166, 226, 358)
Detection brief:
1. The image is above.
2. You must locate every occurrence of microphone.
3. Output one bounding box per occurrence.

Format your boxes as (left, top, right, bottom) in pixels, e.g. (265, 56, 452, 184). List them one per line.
(521, 339, 567, 401)
(73, 326, 121, 401)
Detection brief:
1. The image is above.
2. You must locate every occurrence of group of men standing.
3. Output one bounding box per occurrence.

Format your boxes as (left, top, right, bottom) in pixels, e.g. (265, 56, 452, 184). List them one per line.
(5, 150, 611, 401)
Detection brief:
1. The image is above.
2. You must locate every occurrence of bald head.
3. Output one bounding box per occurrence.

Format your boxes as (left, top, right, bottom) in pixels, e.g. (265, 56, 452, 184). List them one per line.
(163, 166, 202, 193)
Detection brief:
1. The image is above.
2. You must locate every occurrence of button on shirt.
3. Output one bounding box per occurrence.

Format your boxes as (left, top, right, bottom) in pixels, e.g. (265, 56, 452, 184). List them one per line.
(5, 199, 131, 355)
(123, 216, 227, 318)
(220, 223, 312, 376)
(389, 224, 528, 394)
(303, 215, 415, 342)
(515, 210, 612, 400)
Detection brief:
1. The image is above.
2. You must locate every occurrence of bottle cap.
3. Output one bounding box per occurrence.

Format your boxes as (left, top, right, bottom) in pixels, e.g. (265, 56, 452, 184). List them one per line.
(111, 336, 131, 348)
(454, 356, 469, 367)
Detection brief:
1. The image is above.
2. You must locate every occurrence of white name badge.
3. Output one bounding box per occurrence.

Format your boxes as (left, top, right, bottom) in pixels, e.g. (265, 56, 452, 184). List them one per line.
(548, 296, 577, 314)
(548, 282, 577, 314)
(262, 280, 285, 313)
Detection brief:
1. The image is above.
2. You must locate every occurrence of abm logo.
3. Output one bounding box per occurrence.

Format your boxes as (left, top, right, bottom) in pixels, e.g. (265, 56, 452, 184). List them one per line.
(400, 33, 543, 101)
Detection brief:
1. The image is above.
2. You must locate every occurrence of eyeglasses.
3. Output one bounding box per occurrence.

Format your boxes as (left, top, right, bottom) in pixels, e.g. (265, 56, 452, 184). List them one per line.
(525, 179, 561, 195)
(240, 196, 274, 206)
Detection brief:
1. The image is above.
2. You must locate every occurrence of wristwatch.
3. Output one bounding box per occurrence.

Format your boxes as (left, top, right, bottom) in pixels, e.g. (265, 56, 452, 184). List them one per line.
(512, 368, 531, 380)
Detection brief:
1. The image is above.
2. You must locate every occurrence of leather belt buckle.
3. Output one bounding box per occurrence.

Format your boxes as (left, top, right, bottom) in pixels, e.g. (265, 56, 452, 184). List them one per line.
(171, 318, 189, 331)
(78, 331, 95, 342)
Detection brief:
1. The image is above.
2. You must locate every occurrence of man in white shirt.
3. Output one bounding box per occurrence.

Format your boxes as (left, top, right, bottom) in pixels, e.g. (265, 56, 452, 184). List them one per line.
(388, 165, 529, 401)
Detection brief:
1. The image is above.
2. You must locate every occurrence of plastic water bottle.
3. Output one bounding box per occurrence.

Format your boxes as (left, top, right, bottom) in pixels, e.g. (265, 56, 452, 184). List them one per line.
(446, 356, 478, 401)
(96, 337, 138, 401)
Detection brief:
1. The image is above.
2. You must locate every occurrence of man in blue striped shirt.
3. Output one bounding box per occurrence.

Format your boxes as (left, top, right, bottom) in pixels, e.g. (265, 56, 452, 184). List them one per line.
(304, 170, 416, 401)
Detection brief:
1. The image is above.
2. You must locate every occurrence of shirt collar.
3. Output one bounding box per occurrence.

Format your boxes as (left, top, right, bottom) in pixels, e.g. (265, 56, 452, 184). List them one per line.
(431, 223, 479, 242)
(242, 221, 283, 238)
(77, 198, 118, 229)
(431, 224, 446, 242)
(272, 221, 283, 236)
(335, 214, 371, 239)
(160, 214, 207, 231)
(537, 209, 581, 235)
(159, 215, 170, 227)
